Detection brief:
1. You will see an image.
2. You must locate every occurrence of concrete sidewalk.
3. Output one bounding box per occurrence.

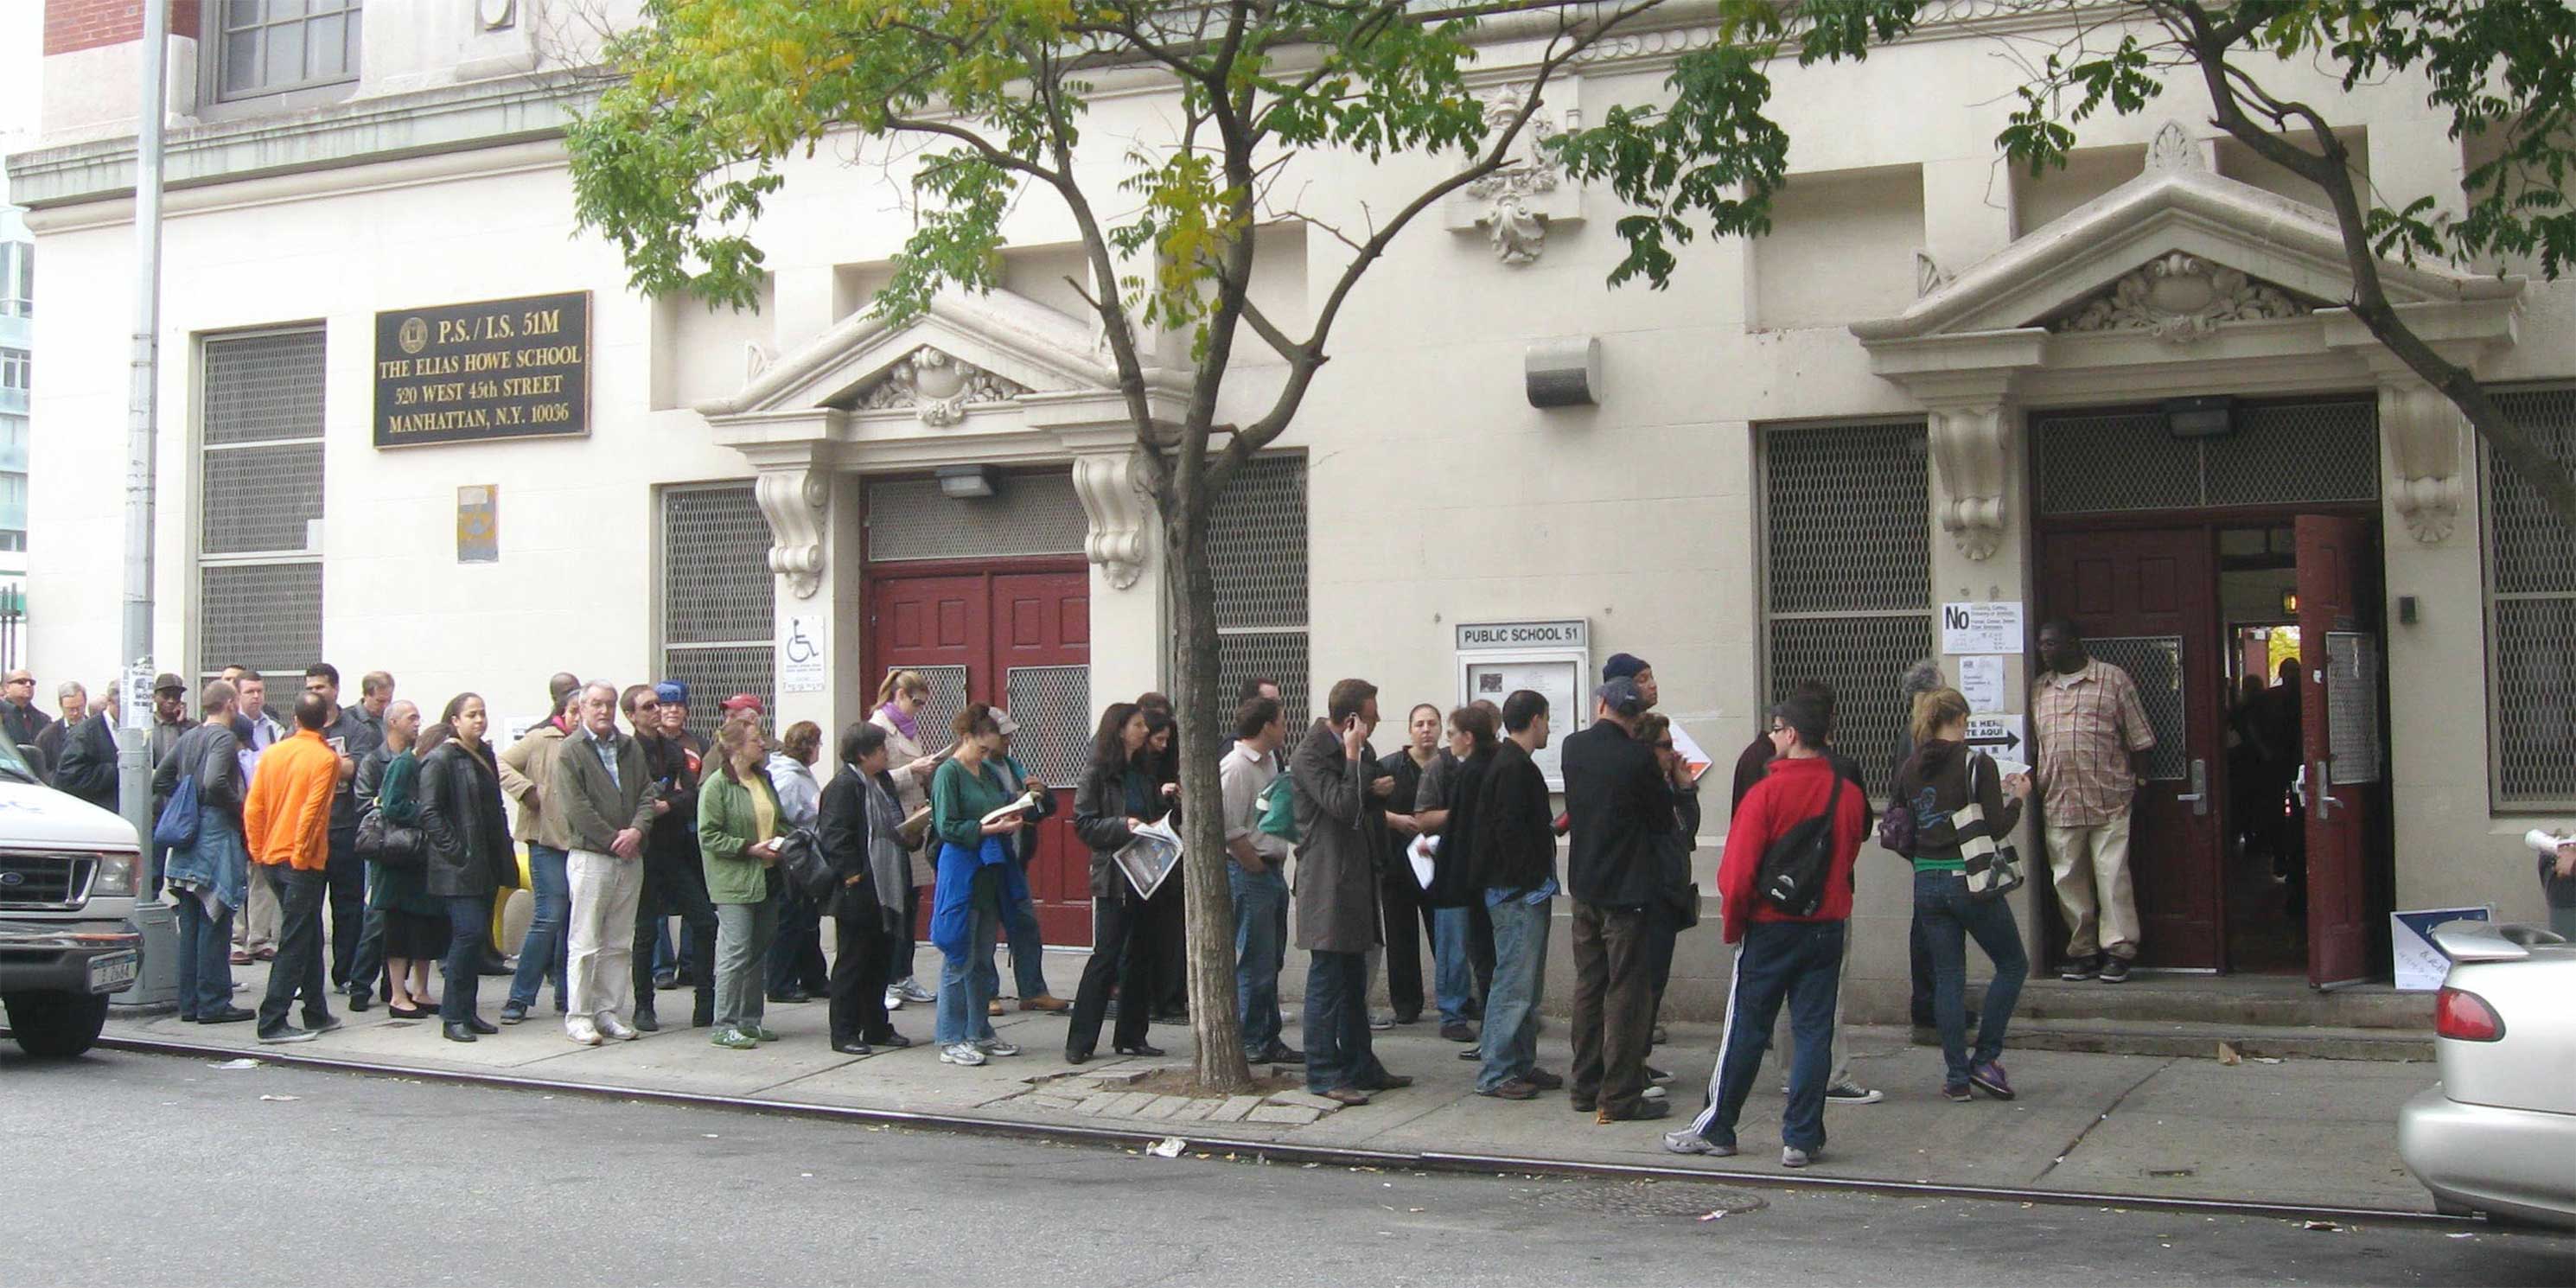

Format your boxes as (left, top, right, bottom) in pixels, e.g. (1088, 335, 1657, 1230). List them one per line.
(111, 954, 2440, 1215)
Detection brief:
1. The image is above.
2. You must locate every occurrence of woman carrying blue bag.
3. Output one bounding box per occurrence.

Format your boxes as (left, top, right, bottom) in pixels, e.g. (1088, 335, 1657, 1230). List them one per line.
(928, 702, 1032, 1068)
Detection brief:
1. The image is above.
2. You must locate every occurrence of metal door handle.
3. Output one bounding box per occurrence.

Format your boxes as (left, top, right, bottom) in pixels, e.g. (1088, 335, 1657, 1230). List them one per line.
(2174, 757, 2209, 817)
(2314, 757, 2343, 819)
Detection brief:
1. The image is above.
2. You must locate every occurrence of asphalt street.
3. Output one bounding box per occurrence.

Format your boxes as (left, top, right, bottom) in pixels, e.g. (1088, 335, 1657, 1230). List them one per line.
(3, 1049, 2568, 1287)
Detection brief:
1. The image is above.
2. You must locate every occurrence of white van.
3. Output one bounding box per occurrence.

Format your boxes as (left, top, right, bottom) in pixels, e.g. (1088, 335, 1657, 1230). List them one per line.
(0, 736, 143, 1057)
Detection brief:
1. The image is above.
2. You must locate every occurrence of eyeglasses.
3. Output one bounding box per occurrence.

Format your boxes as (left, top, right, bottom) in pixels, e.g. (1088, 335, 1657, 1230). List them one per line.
(1768, 724, 1791, 736)
(1655, 741, 1676, 750)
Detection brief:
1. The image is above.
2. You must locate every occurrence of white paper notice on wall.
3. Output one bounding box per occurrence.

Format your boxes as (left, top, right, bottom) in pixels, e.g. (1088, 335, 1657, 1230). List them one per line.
(780, 615, 826, 694)
(1958, 656, 2006, 714)
(1941, 602, 2024, 655)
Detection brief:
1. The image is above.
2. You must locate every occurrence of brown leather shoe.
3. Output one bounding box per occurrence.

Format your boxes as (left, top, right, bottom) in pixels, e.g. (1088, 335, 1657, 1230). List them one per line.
(1479, 1078, 1540, 1101)
(1319, 1087, 1372, 1106)
(986, 999, 1004, 1017)
(1018, 994, 1071, 1012)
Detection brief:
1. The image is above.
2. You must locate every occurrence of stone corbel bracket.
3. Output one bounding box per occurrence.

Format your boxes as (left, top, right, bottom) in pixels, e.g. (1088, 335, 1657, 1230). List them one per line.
(2381, 380, 2466, 544)
(1071, 450, 1156, 590)
(1929, 403, 2011, 560)
(753, 458, 832, 599)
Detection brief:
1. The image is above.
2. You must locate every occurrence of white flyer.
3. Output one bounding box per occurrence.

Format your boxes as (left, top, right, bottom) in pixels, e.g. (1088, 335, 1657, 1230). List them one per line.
(1958, 656, 2006, 713)
(1941, 602, 2025, 655)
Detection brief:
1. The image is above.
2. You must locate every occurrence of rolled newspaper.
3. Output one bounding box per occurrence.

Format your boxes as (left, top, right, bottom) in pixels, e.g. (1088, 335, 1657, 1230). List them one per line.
(2525, 828, 2572, 854)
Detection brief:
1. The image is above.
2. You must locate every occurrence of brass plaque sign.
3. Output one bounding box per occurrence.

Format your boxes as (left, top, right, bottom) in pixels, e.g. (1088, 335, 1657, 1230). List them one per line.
(374, 290, 590, 447)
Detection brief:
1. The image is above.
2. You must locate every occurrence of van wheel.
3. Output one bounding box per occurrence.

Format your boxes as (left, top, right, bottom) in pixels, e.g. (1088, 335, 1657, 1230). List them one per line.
(3, 991, 112, 1058)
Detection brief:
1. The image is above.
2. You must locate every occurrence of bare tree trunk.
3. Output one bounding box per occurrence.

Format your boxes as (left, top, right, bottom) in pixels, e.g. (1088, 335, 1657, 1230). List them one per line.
(1168, 496, 1254, 1093)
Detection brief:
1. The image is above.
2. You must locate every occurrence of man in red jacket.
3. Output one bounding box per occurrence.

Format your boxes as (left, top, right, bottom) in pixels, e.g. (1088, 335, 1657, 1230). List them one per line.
(1667, 693, 1865, 1168)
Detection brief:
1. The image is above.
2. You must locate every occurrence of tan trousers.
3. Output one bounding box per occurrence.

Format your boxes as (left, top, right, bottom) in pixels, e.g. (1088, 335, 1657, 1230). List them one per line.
(566, 849, 645, 1027)
(233, 863, 281, 952)
(2044, 813, 2139, 960)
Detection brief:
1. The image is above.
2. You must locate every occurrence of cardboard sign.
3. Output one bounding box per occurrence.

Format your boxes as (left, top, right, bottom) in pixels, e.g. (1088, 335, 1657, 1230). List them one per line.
(1964, 713, 2025, 758)
(2391, 906, 2492, 992)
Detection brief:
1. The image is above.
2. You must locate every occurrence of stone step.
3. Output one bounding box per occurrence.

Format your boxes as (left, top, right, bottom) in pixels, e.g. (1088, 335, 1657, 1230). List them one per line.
(2009, 976, 2433, 1031)
(1996, 1016, 2433, 1063)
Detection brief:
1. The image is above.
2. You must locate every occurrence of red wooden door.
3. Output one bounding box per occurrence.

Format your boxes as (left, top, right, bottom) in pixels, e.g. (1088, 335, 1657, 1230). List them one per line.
(867, 562, 1093, 945)
(2041, 526, 2225, 970)
(2294, 515, 2375, 987)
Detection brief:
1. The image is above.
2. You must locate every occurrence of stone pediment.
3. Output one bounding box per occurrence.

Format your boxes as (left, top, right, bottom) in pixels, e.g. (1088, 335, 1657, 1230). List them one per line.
(1852, 122, 2520, 345)
(695, 287, 1116, 422)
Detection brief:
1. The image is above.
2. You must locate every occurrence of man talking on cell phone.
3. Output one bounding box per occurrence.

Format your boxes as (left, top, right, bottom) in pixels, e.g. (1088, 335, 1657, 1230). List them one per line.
(304, 664, 384, 1004)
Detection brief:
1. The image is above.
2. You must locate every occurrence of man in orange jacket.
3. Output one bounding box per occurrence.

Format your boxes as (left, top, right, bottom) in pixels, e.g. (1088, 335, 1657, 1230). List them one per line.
(245, 694, 348, 1043)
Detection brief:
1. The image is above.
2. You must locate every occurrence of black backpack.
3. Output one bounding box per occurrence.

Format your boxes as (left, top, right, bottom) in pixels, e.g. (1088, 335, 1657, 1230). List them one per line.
(1757, 772, 1844, 917)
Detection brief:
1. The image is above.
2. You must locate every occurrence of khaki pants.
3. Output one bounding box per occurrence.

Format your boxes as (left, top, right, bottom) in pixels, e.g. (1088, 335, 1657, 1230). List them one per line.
(233, 863, 281, 953)
(566, 849, 645, 1027)
(2044, 813, 2139, 960)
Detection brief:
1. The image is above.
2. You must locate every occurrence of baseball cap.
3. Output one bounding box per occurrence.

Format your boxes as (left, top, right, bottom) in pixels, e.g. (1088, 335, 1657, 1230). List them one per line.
(654, 681, 688, 705)
(1594, 677, 1647, 719)
(719, 693, 766, 716)
(991, 709, 1021, 737)
(154, 673, 188, 693)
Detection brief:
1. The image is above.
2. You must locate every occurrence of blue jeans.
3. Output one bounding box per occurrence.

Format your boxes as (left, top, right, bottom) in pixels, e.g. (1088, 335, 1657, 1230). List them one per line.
(1478, 896, 1551, 1091)
(934, 869, 1002, 1047)
(507, 844, 571, 1012)
(1303, 948, 1385, 1094)
(1229, 863, 1289, 1057)
(442, 895, 491, 1024)
(173, 893, 236, 1019)
(1916, 867, 2027, 1087)
(1683, 920, 1845, 1152)
(973, 876, 1051, 1001)
(1432, 907, 1476, 1024)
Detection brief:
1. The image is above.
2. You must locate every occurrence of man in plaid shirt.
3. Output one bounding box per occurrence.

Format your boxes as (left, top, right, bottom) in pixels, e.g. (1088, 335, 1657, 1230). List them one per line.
(2032, 619, 2158, 984)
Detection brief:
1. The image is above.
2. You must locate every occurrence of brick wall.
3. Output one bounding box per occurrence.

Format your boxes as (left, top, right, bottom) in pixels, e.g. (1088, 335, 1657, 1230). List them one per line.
(44, 0, 201, 55)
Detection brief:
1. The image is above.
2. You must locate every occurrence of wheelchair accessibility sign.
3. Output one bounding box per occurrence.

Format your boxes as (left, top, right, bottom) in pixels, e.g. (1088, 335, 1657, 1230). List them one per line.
(781, 615, 826, 693)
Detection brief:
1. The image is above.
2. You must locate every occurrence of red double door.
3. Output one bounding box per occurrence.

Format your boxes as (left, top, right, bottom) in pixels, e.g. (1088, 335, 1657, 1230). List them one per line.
(866, 561, 1094, 945)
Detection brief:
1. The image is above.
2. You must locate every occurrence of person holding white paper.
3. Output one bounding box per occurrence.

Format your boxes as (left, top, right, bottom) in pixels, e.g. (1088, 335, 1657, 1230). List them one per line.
(1064, 703, 1170, 1063)
(1221, 696, 1300, 1065)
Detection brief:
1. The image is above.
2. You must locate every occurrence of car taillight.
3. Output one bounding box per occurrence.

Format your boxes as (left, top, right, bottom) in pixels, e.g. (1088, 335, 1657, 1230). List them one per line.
(2434, 986, 2504, 1042)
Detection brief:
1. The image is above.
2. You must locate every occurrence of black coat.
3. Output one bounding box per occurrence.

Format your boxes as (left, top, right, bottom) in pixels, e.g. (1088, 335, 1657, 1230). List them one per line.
(637, 731, 701, 867)
(1469, 738, 1554, 896)
(1424, 747, 1493, 909)
(1073, 758, 1166, 902)
(818, 768, 899, 928)
(1560, 719, 1674, 909)
(418, 740, 513, 899)
(53, 713, 122, 813)
(2, 700, 53, 762)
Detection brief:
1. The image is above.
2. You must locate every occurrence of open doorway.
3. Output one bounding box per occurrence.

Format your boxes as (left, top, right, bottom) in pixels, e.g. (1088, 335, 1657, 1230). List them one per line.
(2218, 526, 2305, 972)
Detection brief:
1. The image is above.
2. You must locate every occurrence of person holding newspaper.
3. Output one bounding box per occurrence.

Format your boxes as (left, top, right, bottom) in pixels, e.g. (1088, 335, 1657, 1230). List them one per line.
(1064, 702, 1171, 1063)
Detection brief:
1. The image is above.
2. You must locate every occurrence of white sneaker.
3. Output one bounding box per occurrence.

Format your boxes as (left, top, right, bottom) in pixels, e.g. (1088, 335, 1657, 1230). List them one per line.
(896, 977, 937, 1004)
(978, 1039, 1022, 1057)
(597, 1014, 639, 1042)
(883, 988, 906, 1011)
(1641, 1085, 1668, 1100)
(940, 1042, 988, 1067)
(566, 1019, 603, 1046)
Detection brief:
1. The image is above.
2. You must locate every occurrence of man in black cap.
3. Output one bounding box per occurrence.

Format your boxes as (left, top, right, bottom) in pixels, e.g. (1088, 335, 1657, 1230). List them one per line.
(1602, 653, 1659, 710)
(1561, 675, 1674, 1123)
(147, 673, 198, 895)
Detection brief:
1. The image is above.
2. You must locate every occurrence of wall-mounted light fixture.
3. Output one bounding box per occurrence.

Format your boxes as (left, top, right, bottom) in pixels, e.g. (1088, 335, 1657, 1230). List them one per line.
(936, 463, 1000, 499)
(1526, 336, 1602, 408)
(2163, 394, 2237, 439)
(2280, 589, 2299, 616)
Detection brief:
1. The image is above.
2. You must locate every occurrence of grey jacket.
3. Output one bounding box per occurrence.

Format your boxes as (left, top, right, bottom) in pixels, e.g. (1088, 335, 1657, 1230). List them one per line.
(547, 726, 657, 854)
(1289, 719, 1387, 954)
(153, 721, 245, 821)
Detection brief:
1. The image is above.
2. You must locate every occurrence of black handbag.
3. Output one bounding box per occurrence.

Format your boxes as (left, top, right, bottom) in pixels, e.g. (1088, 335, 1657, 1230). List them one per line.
(776, 826, 835, 902)
(355, 803, 426, 871)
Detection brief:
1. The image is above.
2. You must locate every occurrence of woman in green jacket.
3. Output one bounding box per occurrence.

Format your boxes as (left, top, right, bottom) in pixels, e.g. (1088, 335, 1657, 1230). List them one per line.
(928, 703, 1031, 1067)
(698, 714, 787, 1050)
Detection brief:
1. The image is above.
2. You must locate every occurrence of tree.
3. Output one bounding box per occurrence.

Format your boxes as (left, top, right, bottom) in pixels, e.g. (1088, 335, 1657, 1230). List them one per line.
(565, 0, 1753, 1090)
(1559, 0, 2576, 526)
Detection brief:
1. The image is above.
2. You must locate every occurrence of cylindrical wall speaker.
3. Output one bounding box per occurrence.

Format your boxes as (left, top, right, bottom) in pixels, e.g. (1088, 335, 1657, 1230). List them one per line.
(1526, 335, 1602, 408)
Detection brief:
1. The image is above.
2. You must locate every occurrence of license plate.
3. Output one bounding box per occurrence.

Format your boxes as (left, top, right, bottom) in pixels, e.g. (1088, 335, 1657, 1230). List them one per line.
(86, 951, 138, 993)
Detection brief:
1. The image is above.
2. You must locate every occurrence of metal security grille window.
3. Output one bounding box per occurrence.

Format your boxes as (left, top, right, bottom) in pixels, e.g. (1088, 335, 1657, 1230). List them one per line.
(2484, 386, 2576, 807)
(862, 474, 1086, 562)
(1005, 664, 1091, 786)
(218, 0, 365, 101)
(2035, 399, 2379, 515)
(198, 329, 325, 684)
(661, 483, 775, 745)
(1210, 454, 1310, 724)
(1761, 420, 1933, 799)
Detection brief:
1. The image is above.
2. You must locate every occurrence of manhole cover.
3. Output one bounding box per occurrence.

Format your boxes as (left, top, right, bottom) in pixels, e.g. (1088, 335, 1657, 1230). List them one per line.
(1528, 1177, 1769, 1219)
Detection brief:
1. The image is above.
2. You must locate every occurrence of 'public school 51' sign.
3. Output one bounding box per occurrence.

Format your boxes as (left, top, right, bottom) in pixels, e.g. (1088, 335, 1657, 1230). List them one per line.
(374, 291, 590, 448)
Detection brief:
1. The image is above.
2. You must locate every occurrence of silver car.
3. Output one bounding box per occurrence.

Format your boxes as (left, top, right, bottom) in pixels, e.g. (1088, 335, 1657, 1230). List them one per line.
(2398, 921, 2576, 1228)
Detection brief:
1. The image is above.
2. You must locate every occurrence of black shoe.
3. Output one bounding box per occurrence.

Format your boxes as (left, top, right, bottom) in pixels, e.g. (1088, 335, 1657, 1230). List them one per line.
(1357, 1073, 1412, 1091)
(1572, 1095, 1597, 1113)
(1645, 1064, 1675, 1086)
(2059, 954, 2100, 981)
(769, 989, 813, 1004)
(303, 1013, 343, 1036)
(1257, 1043, 1306, 1065)
(1599, 1100, 1671, 1122)
(870, 1031, 913, 1049)
(1440, 1021, 1477, 1043)
(692, 1011, 716, 1029)
(178, 1012, 198, 1023)
(1525, 1068, 1564, 1091)
(443, 1023, 479, 1043)
(1457, 1048, 1480, 1062)
(465, 1015, 499, 1036)
(1393, 1011, 1420, 1026)
(1064, 1049, 1092, 1065)
(500, 1000, 529, 1025)
(200, 1005, 255, 1025)
(478, 954, 514, 977)
(654, 972, 680, 992)
(1114, 1043, 1166, 1057)
(832, 1039, 874, 1056)
(1151, 1006, 1187, 1023)
(346, 990, 373, 1013)
(2100, 956, 2133, 984)
(632, 1010, 660, 1033)
(387, 1004, 430, 1020)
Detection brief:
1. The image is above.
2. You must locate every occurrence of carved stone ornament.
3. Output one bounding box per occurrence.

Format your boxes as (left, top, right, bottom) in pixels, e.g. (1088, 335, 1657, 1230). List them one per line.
(1929, 404, 2011, 560)
(2145, 118, 2206, 174)
(1915, 250, 1954, 299)
(853, 346, 1031, 426)
(2052, 252, 2309, 343)
(1459, 90, 1567, 265)
(2382, 380, 2466, 544)
(1070, 451, 1155, 590)
(755, 467, 830, 599)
